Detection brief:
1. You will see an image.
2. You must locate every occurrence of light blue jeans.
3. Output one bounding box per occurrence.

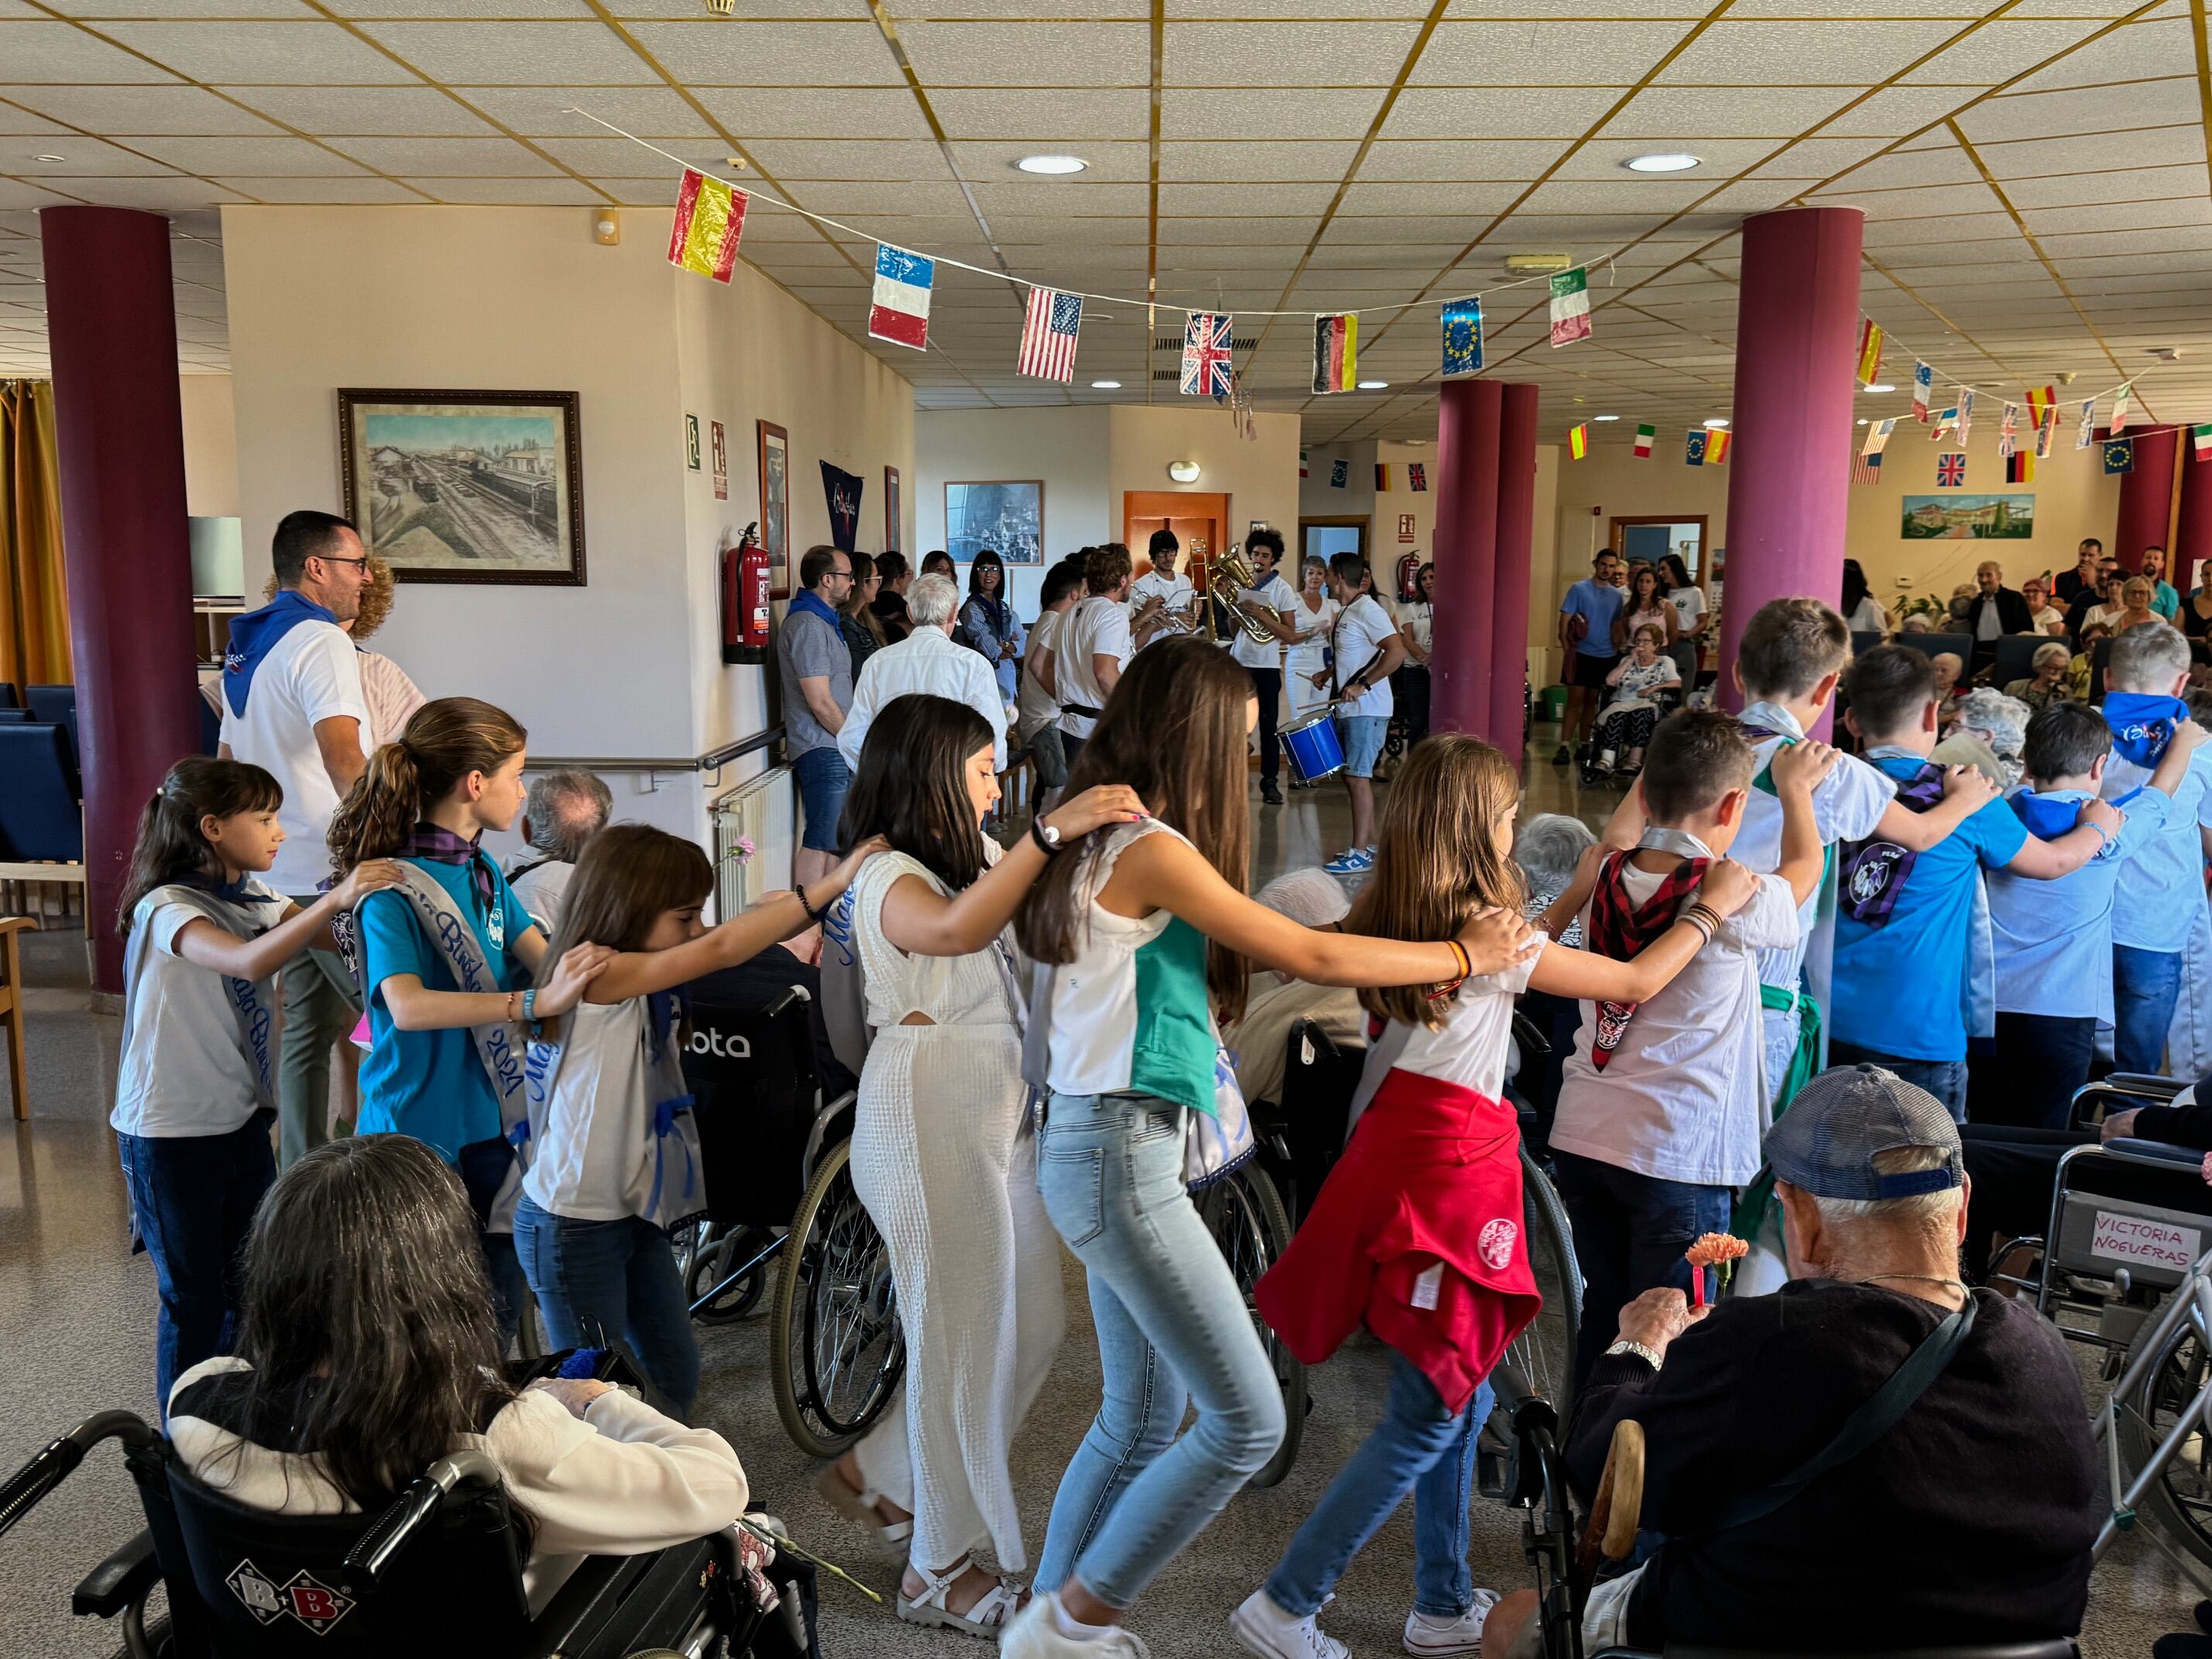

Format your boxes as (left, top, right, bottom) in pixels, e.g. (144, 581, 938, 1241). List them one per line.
(1034, 1092, 1286, 1609)
(1266, 1351, 1492, 1620)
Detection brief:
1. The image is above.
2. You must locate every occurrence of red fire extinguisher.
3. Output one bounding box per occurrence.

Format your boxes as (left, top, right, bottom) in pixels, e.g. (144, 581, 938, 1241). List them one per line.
(723, 521, 771, 665)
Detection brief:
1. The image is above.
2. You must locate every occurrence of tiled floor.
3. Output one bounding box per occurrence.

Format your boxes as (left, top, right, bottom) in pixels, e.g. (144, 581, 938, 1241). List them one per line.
(1, 735, 2207, 1655)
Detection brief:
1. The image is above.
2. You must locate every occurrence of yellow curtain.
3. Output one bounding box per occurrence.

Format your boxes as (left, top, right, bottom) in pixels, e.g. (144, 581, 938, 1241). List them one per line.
(0, 380, 71, 692)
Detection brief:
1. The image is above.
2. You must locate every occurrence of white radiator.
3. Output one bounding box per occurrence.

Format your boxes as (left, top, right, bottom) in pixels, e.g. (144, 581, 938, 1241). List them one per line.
(709, 764, 793, 921)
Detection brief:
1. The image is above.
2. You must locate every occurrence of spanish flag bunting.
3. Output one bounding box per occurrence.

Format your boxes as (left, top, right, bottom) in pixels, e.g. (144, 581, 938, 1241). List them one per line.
(2026, 385, 2056, 427)
(1855, 319, 1883, 387)
(1705, 428, 1732, 464)
(667, 168, 748, 283)
(1312, 313, 1357, 393)
(1568, 423, 1589, 460)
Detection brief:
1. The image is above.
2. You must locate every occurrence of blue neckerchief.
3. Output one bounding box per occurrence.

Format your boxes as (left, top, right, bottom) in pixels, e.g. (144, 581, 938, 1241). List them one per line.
(223, 590, 338, 716)
(2011, 787, 2090, 842)
(184, 871, 258, 905)
(789, 589, 843, 631)
(2106, 692, 2188, 768)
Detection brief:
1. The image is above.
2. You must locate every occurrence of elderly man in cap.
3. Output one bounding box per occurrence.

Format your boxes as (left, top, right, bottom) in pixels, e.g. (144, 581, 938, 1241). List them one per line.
(1486, 1065, 2097, 1657)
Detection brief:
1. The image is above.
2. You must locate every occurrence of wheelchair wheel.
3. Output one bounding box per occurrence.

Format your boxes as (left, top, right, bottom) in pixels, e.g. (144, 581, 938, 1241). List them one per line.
(685, 1222, 774, 1325)
(1200, 1162, 1306, 1489)
(770, 1139, 905, 1458)
(1483, 1149, 1582, 1488)
(2115, 1312, 2212, 1574)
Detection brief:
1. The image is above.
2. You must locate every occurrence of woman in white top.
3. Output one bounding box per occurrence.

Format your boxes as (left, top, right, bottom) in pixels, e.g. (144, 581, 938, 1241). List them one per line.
(1394, 560, 1435, 747)
(112, 756, 402, 1411)
(1658, 552, 1707, 685)
(1283, 556, 1339, 726)
(1000, 639, 1537, 1659)
(1611, 562, 1678, 654)
(2020, 576, 2066, 637)
(817, 695, 1144, 1637)
(168, 1135, 748, 1616)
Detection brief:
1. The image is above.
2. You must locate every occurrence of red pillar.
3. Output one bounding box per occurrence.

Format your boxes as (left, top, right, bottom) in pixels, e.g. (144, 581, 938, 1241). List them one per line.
(41, 207, 199, 993)
(1433, 378, 1502, 740)
(2115, 426, 2179, 572)
(1716, 208, 1864, 713)
(1489, 383, 1539, 756)
(2178, 439, 2212, 595)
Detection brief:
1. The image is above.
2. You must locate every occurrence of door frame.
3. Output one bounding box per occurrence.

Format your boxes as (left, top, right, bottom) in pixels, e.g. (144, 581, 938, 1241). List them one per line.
(1608, 514, 1710, 595)
(1299, 516, 1370, 565)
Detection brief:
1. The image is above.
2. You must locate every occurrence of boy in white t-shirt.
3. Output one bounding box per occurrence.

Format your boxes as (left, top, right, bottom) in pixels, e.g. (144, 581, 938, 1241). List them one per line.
(1606, 597, 1996, 1110)
(1130, 528, 1197, 641)
(1018, 561, 1085, 799)
(1553, 711, 1834, 1386)
(1055, 544, 1135, 768)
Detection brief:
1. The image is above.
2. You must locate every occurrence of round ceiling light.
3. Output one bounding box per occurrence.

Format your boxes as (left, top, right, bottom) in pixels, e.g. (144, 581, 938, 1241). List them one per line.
(1864, 383, 1895, 393)
(1623, 153, 1701, 173)
(1015, 154, 1087, 175)
(31, 153, 64, 163)
(1702, 417, 1730, 429)
(1593, 414, 1620, 421)
(1356, 380, 1388, 390)
(1167, 460, 1201, 483)
(1091, 380, 1121, 389)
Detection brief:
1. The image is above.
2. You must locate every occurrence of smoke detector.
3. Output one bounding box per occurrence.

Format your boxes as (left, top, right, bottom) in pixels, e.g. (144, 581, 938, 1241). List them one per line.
(2150, 347, 2184, 363)
(1503, 254, 1575, 275)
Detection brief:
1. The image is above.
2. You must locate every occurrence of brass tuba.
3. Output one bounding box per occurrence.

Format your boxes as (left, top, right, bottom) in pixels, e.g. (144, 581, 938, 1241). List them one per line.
(1208, 546, 1280, 646)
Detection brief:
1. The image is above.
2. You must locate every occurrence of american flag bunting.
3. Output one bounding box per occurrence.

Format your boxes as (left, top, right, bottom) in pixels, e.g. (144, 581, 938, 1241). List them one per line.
(1017, 287, 1082, 383)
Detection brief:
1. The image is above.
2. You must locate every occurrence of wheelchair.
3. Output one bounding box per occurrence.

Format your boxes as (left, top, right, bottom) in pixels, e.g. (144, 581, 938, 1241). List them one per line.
(1581, 681, 1682, 789)
(1256, 1012, 1585, 1500)
(680, 986, 902, 1459)
(0, 1349, 812, 1659)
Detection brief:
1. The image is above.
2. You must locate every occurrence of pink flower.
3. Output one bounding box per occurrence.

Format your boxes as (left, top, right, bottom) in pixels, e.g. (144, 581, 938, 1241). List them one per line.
(2200, 1151, 2212, 1187)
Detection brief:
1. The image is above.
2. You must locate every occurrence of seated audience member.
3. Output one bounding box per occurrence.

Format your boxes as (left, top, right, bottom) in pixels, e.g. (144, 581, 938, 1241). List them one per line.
(1931, 687, 2029, 789)
(1929, 652, 1964, 728)
(2021, 577, 2066, 637)
(2143, 546, 2183, 620)
(2100, 622, 2212, 1074)
(505, 768, 613, 934)
(836, 572, 1008, 774)
(1898, 613, 1932, 635)
(167, 1136, 749, 1614)
(2070, 565, 2127, 638)
(1513, 814, 1596, 1152)
(1223, 869, 1364, 1108)
(1828, 646, 2116, 1118)
(1485, 1066, 2097, 1657)
(871, 550, 915, 643)
(2067, 620, 2111, 700)
(2110, 576, 2162, 638)
(1588, 623, 1679, 778)
(1973, 703, 2202, 1129)
(2055, 539, 2104, 606)
(1549, 713, 1835, 1385)
(2006, 641, 2073, 713)
(690, 936, 858, 1101)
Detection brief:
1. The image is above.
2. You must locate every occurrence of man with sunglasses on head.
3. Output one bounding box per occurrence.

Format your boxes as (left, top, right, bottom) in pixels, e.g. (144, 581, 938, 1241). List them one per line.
(217, 509, 376, 1167)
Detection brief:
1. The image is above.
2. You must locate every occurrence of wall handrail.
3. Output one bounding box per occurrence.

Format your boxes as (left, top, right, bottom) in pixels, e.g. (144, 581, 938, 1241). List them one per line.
(527, 726, 782, 777)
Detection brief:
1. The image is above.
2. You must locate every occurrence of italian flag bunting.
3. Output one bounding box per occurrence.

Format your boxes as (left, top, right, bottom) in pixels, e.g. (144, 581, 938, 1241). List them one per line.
(1633, 422, 1655, 459)
(1549, 267, 1592, 347)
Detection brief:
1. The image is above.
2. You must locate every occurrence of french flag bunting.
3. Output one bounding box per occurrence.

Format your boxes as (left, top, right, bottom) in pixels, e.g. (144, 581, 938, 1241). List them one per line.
(869, 242, 934, 351)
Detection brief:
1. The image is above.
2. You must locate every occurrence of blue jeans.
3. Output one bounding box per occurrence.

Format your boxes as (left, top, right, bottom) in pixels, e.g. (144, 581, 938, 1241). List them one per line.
(117, 1109, 277, 1416)
(1551, 1150, 1731, 1393)
(1826, 1039, 1970, 1121)
(792, 745, 852, 853)
(2114, 945, 2183, 1075)
(1266, 1352, 1492, 1620)
(1338, 714, 1389, 779)
(514, 1195, 700, 1417)
(1034, 1093, 1285, 1609)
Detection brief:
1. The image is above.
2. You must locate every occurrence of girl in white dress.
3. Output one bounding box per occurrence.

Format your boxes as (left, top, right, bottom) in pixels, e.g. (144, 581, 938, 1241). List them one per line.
(1284, 558, 1341, 778)
(817, 693, 1145, 1636)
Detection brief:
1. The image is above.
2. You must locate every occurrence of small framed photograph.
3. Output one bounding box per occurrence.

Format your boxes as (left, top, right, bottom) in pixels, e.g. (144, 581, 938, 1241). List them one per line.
(338, 389, 585, 586)
(944, 479, 1043, 565)
(884, 465, 902, 553)
(757, 419, 791, 597)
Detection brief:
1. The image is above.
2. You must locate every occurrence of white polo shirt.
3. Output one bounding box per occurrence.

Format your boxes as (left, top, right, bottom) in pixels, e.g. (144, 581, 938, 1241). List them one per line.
(218, 620, 371, 897)
(1331, 593, 1398, 720)
(1056, 596, 1133, 740)
(1132, 569, 1194, 616)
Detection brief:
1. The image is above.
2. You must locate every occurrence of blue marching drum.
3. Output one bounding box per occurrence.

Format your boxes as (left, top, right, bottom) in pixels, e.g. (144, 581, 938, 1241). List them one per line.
(1280, 709, 1347, 785)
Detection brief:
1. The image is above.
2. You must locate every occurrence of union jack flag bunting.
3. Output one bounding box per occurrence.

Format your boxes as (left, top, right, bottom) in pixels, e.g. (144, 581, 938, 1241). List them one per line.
(1936, 452, 1966, 488)
(1182, 311, 1235, 398)
(1018, 288, 1082, 383)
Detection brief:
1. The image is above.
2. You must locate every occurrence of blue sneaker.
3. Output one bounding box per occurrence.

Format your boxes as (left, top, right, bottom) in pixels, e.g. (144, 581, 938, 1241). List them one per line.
(1323, 847, 1374, 875)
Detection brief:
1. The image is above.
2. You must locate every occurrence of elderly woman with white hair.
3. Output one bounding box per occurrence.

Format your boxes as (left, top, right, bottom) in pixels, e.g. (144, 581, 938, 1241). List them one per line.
(1511, 812, 1597, 1154)
(2004, 641, 2073, 715)
(1221, 869, 1365, 1107)
(1933, 686, 2031, 788)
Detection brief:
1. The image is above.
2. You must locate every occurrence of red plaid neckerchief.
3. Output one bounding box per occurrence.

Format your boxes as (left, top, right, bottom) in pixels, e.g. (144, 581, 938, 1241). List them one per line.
(1585, 847, 1710, 1069)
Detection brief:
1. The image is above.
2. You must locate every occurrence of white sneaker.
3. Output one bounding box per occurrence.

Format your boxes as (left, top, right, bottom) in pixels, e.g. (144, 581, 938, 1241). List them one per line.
(1231, 1590, 1349, 1659)
(1002, 1592, 1154, 1659)
(1402, 1591, 1499, 1657)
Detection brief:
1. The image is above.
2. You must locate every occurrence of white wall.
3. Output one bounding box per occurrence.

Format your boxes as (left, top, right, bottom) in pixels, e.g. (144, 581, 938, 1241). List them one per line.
(1299, 438, 1376, 521)
(180, 373, 238, 519)
(914, 406, 1108, 613)
(1107, 405, 1302, 563)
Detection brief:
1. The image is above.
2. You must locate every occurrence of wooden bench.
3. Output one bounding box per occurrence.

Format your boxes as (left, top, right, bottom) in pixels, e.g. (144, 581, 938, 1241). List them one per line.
(1, 915, 35, 1121)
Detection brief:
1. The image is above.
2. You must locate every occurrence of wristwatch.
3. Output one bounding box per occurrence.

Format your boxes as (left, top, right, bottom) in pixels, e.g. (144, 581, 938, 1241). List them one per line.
(1031, 816, 1063, 857)
(1605, 1338, 1664, 1372)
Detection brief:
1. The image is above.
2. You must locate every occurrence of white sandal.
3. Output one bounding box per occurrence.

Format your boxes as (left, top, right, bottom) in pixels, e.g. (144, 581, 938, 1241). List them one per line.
(812, 1464, 913, 1561)
(897, 1554, 1024, 1637)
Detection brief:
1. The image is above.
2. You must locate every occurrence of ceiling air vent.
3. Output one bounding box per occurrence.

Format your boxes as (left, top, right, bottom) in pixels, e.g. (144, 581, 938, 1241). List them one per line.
(1155, 335, 1258, 352)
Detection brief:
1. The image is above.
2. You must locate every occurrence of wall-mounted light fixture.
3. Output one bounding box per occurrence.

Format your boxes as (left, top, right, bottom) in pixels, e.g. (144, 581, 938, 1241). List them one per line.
(592, 208, 620, 246)
(1167, 460, 1201, 483)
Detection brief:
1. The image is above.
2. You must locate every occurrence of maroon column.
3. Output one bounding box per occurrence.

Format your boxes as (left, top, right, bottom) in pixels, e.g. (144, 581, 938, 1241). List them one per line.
(41, 207, 199, 993)
(1433, 378, 1502, 739)
(1716, 208, 1865, 713)
(1489, 383, 1539, 755)
(2115, 426, 2179, 572)
(2178, 439, 2212, 595)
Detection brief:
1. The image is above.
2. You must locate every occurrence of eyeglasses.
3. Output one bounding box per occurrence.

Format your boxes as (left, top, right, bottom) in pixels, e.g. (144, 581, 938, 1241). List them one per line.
(315, 554, 371, 572)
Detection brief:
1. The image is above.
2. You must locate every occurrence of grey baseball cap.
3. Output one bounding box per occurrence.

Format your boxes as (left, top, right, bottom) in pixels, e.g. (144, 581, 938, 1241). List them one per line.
(1763, 1064, 1963, 1201)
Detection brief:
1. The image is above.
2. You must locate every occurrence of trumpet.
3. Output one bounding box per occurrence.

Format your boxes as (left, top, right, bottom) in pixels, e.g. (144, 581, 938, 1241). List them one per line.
(1208, 546, 1280, 646)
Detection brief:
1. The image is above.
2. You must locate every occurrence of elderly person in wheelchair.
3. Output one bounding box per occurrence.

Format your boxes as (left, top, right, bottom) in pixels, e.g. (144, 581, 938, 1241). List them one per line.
(1485, 1066, 2097, 1658)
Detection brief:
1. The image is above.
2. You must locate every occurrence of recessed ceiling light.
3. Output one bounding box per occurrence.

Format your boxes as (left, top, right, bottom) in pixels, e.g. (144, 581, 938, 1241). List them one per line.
(31, 153, 64, 163)
(1015, 154, 1087, 175)
(1592, 414, 1620, 421)
(1703, 417, 1729, 429)
(1856, 417, 1869, 426)
(1356, 380, 1388, 390)
(1091, 380, 1121, 389)
(1623, 153, 1700, 173)
(1864, 383, 1895, 393)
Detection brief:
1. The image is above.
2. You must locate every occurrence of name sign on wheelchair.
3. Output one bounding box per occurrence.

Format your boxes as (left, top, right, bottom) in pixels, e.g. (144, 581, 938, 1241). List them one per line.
(2091, 1211, 2202, 1273)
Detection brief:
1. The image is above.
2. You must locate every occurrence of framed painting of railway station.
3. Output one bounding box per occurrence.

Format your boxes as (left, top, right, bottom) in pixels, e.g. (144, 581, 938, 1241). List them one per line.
(338, 389, 586, 586)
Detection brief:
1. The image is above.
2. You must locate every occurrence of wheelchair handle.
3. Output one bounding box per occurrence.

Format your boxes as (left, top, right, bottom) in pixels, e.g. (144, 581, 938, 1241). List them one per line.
(0, 1411, 158, 1542)
(2100, 1135, 2210, 1172)
(340, 1449, 503, 1598)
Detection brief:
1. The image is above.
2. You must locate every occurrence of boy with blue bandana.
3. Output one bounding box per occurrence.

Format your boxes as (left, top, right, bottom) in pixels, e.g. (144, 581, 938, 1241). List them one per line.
(2098, 622, 2212, 1073)
(1829, 646, 2119, 1120)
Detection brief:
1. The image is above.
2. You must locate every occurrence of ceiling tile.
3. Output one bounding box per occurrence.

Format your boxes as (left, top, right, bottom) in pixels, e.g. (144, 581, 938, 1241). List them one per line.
(0, 19, 185, 82)
(327, 136, 557, 175)
(7, 84, 290, 137)
(0, 177, 78, 209)
(694, 87, 931, 140)
(1158, 180, 1341, 215)
(897, 19, 1149, 86)
(2004, 15, 2191, 91)
(55, 177, 249, 210)
(10, 137, 182, 177)
(1818, 84, 1976, 137)
(329, 0, 597, 15)
(1361, 139, 1567, 180)
(435, 176, 603, 203)
(967, 178, 1149, 215)
(517, 135, 707, 177)
(1159, 141, 1361, 182)
(1338, 179, 1524, 215)
(1908, 18, 2114, 82)
(1965, 76, 2194, 143)
(1599, 84, 1865, 138)
(1162, 19, 1424, 87)
(133, 136, 375, 177)
(1982, 125, 2193, 179)
(931, 89, 1149, 140)
(626, 22, 903, 86)
(92, 21, 418, 84)
(210, 173, 427, 203)
(1658, 20, 1971, 85)
(357, 21, 661, 85)
(1415, 19, 1698, 84)
(742, 137, 951, 182)
(472, 86, 712, 139)
(945, 140, 1149, 183)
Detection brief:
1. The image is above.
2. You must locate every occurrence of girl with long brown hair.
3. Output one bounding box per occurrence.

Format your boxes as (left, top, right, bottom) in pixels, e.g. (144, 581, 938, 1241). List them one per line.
(332, 696, 613, 1339)
(1231, 735, 1757, 1659)
(1001, 638, 1537, 1659)
(514, 821, 884, 1417)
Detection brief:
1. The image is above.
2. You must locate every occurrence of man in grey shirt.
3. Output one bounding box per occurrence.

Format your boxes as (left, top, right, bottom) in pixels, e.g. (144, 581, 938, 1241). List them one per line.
(778, 543, 857, 888)
(504, 769, 613, 935)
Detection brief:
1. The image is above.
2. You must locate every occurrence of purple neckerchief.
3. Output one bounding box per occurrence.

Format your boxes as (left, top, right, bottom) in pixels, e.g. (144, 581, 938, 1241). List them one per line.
(1837, 748, 1946, 929)
(403, 822, 498, 912)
